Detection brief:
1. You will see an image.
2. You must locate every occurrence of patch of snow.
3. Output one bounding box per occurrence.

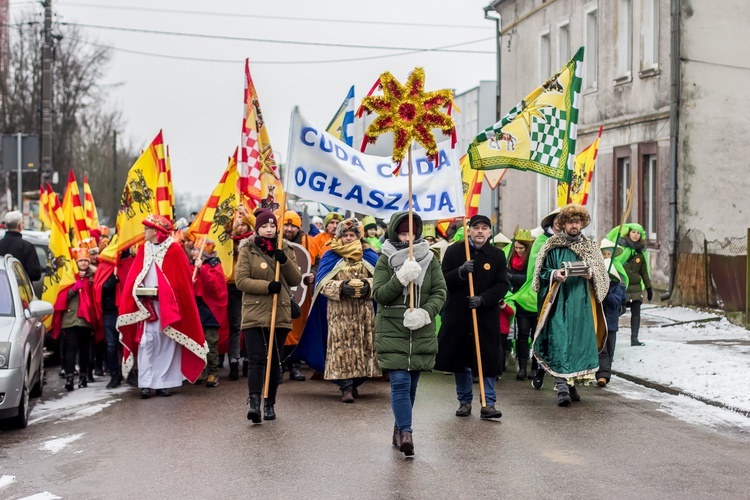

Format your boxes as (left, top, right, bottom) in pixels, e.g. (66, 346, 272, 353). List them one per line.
(610, 378, 750, 434)
(39, 433, 84, 454)
(18, 493, 62, 500)
(0, 475, 16, 489)
(29, 385, 127, 426)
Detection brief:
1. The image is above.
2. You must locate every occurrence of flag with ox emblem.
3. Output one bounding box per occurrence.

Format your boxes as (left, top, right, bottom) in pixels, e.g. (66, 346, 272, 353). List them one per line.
(468, 47, 584, 182)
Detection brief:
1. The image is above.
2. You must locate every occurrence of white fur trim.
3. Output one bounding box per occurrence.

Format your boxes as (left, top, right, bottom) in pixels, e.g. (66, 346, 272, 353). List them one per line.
(395, 259, 422, 286)
(403, 307, 431, 330)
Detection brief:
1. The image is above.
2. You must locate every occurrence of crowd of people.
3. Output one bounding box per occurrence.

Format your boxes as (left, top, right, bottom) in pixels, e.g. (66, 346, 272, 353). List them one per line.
(0, 204, 656, 457)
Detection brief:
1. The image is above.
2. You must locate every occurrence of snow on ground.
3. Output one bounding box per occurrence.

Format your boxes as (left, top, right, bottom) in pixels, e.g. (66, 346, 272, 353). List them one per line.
(615, 306, 750, 413)
(29, 384, 128, 426)
(609, 377, 750, 435)
(39, 433, 84, 454)
(0, 475, 16, 489)
(18, 493, 62, 500)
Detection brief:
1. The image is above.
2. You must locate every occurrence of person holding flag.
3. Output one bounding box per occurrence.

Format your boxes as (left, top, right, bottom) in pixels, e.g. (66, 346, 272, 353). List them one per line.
(235, 209, 301, 422)
(117, 214, 208, 399)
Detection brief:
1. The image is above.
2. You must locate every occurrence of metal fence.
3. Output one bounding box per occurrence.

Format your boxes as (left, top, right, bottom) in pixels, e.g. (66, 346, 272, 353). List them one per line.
(675, 229, 747, 313)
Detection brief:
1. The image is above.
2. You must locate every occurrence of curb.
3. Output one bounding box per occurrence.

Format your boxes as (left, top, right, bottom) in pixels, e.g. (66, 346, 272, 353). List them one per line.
(612, 370, 750, 419)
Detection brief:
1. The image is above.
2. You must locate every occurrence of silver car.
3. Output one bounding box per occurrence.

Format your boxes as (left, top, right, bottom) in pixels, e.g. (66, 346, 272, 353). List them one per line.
(0, 255, 53, 428)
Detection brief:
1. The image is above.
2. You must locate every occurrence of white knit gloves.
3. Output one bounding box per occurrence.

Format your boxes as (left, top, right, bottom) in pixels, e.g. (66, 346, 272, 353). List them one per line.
(395, 259, 422, 286)
(403, 307, 431, 330)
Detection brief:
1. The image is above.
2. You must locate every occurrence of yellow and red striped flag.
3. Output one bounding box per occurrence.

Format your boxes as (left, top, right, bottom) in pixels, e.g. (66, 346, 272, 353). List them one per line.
(556, 126, 602, 207)
(188, 150, 240, 280)
(437, 153, 485, 237)
(61, 170, 90, 245)
(239, 59, 280, 209)
(153, 131, 173, 219)
(116, 131, 162, 255)
(166, 145, 175, 207)
(41, 185, 76, 332)
(83, 174, 99, 229)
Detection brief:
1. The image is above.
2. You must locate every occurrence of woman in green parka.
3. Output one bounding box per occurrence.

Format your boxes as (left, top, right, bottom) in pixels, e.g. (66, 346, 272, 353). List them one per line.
(607, 223, 652, 346)
(372, 211, 447, 457)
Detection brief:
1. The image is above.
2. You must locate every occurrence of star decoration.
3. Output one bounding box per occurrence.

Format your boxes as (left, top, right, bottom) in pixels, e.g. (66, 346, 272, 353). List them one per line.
(360, 68, 455, 164)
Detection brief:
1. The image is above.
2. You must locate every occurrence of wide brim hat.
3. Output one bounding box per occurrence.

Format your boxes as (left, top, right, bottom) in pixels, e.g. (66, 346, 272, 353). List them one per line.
(539, 207, 562, 230)
(600, 238, 624, 257)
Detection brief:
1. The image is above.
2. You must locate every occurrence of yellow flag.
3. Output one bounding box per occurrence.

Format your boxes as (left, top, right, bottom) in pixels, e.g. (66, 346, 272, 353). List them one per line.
(41, 189, 76, 331)
(39, 186, 51, 230)
(116, 132, 162, 254)
(83, 174, 99, 228)
(556, 128, 601, 207)
(188, 152, 240, 280)
(61, 170, 90, 245)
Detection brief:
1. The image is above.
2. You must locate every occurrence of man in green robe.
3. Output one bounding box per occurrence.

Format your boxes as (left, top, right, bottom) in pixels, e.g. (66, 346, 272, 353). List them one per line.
(532, 204, 608, 407)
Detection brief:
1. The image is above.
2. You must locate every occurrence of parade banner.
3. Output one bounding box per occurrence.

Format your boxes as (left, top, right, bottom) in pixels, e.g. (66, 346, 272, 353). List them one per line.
(286, 110, 465, 220)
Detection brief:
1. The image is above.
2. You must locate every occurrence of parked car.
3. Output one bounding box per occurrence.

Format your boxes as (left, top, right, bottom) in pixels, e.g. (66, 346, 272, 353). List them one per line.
(0, 255, 53, 428)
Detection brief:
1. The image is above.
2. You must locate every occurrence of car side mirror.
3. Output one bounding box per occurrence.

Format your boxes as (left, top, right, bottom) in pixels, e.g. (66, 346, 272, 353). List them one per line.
(25, 299, 54, 319)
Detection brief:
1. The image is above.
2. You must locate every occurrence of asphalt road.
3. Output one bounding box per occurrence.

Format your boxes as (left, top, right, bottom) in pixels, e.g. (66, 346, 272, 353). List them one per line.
(1, 366, 749, 499)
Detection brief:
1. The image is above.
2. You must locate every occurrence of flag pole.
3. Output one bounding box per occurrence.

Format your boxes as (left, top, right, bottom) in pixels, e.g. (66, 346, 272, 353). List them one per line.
(191, 237, 207, 282)
(263, 188, 287, 401)
(407, 146, 415, 311)
(609, 167, 636, 272)
(462, 216, 486, 407)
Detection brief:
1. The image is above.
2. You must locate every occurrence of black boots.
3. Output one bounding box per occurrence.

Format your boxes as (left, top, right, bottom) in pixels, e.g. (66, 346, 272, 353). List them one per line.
(78, 375, 87, 388)
(631, 335, 645, 346)
(516, 358, 528, 380)
(247, 394, 261, 423)
(228, 361, 239, 381)
(289, 363, 306, 381)
(64, 375, 74, 392)
(106, 375, 122, 389)
(264, 400, 276, 421)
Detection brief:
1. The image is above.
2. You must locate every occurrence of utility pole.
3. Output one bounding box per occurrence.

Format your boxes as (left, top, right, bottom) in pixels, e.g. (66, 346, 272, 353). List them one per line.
(40, 0, 53, 189)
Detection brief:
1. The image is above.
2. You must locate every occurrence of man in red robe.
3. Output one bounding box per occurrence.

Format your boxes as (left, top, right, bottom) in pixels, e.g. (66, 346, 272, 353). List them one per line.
(117, 214, 208, 398)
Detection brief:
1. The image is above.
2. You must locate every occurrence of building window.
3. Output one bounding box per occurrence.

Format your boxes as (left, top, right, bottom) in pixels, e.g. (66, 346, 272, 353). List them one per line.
(639, 143, 659, 241)
(584, 3, 598, 90)
(641, 0, 659, 71)
(616, 0, 633, 80)
(558, 22, 570, 68)
(540, 30, 551, 80)
(613, 146, 632, 223)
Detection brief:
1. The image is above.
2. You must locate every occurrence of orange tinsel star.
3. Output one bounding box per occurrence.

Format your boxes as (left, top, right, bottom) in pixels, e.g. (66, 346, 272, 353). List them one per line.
(360, 68, 455, 164)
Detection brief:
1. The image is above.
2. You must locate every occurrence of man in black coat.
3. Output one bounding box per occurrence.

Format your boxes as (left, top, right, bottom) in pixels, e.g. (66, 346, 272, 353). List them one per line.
(435, 214, 509, 420)
(0, 211, 42, 281)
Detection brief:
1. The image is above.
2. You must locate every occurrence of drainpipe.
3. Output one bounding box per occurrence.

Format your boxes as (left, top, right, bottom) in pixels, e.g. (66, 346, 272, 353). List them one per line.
(662, 0, 681, 302)
(484, 2, 502, 232)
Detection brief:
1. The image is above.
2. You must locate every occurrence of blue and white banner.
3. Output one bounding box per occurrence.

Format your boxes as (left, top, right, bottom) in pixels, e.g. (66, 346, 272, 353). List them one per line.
(286, 110, 465, 220)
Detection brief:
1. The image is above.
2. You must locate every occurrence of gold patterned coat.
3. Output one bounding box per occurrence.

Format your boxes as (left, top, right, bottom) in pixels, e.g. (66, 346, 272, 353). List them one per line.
(320, 259, 381, 380)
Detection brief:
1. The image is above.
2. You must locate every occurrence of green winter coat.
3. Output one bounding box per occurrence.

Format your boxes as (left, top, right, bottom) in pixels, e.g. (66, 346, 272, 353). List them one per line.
(372, 212, 447, 372)
(607, 223, 651, 301)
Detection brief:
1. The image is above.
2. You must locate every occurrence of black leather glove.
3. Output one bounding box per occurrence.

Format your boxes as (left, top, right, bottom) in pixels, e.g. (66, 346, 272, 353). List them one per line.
(646, 287, 653, 301)
(341, 280, 355, 297)
(268, 281, 282, 294)
(467, 295, 484, 309)
(458, 260, 474, 279)
(274, 249, 288, 264)
(358, 280, 371, 298)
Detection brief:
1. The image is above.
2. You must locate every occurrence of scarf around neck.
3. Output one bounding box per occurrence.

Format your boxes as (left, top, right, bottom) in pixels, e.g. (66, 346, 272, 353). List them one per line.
(254, 235, 277, 256)
(381, 239, 433, 287)
(330, 237, 363, 261)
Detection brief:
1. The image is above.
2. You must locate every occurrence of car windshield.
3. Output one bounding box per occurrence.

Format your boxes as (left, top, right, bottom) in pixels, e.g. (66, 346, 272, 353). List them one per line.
(0, 270, 13, 316)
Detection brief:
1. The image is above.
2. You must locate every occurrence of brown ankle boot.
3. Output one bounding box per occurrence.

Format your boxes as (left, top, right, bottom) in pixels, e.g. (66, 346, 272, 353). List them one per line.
(392, 425, 401, 448)
(399, 431, 414, 456)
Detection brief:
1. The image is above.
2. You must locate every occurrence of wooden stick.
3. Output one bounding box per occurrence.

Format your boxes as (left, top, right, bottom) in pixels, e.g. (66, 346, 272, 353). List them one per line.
(263, 187, 287, 400)
(407, 147, 415, 311)
(191, 237, 207, 282)
(609, 170, 636, 273)
(462, 216, 486, 407)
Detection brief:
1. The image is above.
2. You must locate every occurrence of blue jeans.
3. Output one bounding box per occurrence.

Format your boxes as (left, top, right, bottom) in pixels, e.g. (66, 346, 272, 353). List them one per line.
(389, 370, 421, 433)
(454, 367, 496, 406)
(103, 313, 120, 377)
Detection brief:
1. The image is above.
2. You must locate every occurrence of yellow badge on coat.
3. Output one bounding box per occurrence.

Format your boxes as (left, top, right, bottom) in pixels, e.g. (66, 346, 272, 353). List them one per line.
(260, 262, 268, 270)
(635, 258, 641, 264)
(483, 263, 491, 270)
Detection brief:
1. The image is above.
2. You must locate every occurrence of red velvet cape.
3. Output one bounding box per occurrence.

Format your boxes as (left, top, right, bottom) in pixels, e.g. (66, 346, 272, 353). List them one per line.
(193, 259, 229, 354)
(93, 256, 135, 343)
(117, 241, 207, 383)
(51, 272, 96, 340)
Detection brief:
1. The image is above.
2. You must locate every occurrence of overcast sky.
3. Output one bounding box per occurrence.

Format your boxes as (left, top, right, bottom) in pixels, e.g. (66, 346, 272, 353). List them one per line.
(11, 0, 498, 197)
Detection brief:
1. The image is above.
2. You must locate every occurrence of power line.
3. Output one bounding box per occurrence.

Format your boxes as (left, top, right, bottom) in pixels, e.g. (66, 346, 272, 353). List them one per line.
(59, 22, 495, 54)
(57, 2, 493, 30)
(71, 35, 493, 65)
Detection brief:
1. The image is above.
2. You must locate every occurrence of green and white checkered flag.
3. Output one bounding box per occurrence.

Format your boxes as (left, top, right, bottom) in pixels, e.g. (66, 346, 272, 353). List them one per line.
(469, 47, 584, 183)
